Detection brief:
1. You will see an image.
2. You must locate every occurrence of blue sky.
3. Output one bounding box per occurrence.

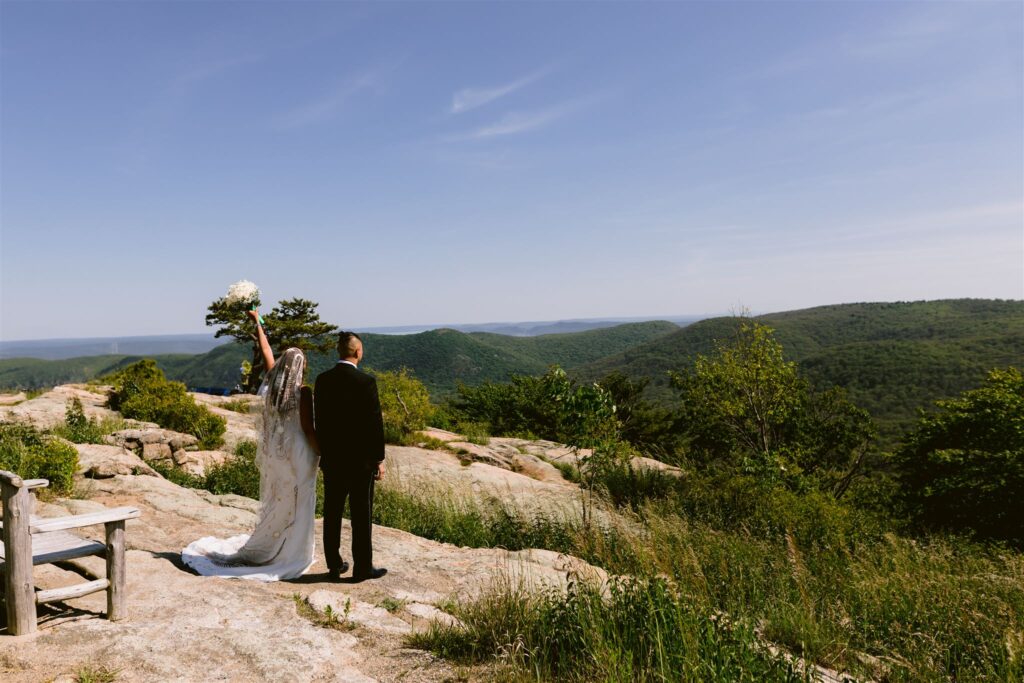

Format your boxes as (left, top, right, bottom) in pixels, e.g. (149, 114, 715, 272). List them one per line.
(1, 1, 1021, 340)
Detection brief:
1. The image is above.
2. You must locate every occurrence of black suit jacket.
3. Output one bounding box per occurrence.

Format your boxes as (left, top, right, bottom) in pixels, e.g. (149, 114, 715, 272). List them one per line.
(313, 363, 386, 474)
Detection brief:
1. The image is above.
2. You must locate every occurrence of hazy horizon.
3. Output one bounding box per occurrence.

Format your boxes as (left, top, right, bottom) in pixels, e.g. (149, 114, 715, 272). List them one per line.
(2, 2, 1021, 340)
(0, 311, 710, 344)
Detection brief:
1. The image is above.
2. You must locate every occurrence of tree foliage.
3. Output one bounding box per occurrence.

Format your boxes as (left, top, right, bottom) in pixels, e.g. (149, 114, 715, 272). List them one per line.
(672, 322, 875, 495)
(452, 366, 619, 449)
(596, 371, 677, 456)
(893, 367, 1024, 544)
(0, 422, 79, 496)
(371, 368, 434, 444)
(205, 295, 338, 391)
(107, 359, 226, 448)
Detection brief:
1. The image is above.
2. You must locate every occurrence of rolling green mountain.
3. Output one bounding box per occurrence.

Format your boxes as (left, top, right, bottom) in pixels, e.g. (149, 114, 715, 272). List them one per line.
(576, 299, 1024, 439)
(0, 320, 680, 398)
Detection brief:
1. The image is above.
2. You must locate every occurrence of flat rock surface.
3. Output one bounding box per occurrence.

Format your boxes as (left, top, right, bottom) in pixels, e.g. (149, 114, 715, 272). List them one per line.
(0, 385, 120, 429)
(0, 462, 606, 682)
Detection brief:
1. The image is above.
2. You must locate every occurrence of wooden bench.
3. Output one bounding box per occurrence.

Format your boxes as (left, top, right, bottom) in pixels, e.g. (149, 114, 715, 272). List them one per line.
(0, 470, 140, 636)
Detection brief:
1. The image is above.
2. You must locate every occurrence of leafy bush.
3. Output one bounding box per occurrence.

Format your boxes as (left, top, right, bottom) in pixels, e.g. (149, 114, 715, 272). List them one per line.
(371, 368, 434, 444)
(107, 360, 226, 449)
(148, 458, 206, 490)
(0, 422, 79, 496)
(203, 439, 260, 499)
(50, 397, 122, 444)
(597, 371, 679, 457)
(894, 367, 1024, 544)
(451, 366, 619, 448)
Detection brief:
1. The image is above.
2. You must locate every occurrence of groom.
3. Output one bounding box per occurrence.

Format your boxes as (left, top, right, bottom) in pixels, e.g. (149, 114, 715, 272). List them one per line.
(313, 331, 387, 582)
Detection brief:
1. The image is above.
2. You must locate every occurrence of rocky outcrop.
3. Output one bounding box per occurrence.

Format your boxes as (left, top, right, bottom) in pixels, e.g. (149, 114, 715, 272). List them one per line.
(75, 443, 158, 478)
(190, 392, 260, 450)
(2, 468, 608, 682)
(0, 391, 27, 406)
(0, 385, 122, 429)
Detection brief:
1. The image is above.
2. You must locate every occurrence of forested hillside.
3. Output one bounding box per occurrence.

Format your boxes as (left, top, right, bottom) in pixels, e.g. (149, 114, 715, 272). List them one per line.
(0, 321, 679, 397)
(577, 299, 1024, 439)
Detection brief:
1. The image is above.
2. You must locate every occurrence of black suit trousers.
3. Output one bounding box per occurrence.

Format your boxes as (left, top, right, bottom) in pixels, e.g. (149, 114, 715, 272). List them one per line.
(322, 467, 376, 573)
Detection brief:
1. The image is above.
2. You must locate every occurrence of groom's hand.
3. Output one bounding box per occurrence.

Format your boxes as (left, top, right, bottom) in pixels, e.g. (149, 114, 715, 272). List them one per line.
(374, 462, 385, 481)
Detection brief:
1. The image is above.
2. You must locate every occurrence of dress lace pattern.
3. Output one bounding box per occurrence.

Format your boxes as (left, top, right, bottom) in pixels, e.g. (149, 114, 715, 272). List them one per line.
(182, 350, 318, 581)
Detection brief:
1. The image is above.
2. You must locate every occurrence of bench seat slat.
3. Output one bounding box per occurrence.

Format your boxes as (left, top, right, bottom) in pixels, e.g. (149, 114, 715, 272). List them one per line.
(0, 530, 106, 567)
(29, 507, 140, 534)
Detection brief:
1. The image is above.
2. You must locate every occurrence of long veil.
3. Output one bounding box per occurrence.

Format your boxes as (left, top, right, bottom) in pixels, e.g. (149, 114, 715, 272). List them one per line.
(182, 348, 318, 580)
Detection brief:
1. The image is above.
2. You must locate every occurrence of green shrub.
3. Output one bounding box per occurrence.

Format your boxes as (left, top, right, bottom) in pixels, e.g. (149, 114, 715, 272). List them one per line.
(0, 422, 79, 496)
(451, 366, 619, 447)
(51, 397, 123, 444)
(894, 367, 1024, 544)
(457, 421, 490, 445)
(203, 439, 260, 499)
(371, 368, 434, 444)
(107, 360, 226, 449)
(148, 458, 206, 489)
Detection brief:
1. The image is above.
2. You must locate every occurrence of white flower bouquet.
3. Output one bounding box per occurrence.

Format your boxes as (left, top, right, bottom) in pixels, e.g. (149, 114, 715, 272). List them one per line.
(224, 280, 263, 324)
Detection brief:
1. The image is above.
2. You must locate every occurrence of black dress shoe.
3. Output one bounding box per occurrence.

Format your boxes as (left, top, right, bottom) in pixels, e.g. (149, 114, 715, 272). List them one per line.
(351, 567, 387, 582)
(328, 560, 350, 580)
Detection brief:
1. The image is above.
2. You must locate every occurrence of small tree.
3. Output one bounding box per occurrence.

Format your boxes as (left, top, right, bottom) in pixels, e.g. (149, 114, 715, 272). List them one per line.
(206, 295, 338, 392)
(893, 367, 1023, 544)
(672, 321, 874, 495)
(372, 368, 434, 444)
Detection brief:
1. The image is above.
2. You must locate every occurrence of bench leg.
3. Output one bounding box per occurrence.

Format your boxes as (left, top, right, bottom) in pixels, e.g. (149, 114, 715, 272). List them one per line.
(105, 520, 126, 621)
(2, 485, 36, 635)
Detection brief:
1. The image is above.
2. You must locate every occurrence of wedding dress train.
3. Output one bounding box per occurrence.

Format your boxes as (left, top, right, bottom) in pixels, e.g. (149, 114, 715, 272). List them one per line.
(182, 349, 318, 581)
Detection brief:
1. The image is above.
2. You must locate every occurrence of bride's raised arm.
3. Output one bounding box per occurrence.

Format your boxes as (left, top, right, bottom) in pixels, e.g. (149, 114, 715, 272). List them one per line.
(248, 309, 276, 372)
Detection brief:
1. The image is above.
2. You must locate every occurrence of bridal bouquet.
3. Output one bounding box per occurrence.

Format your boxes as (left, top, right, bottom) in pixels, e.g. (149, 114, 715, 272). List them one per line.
(224, 280, 263, 324)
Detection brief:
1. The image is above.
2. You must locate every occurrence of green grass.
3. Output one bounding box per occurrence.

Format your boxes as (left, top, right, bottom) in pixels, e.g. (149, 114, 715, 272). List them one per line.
(218, 399, 252, 414)
(291, 593, 356, 631)
(73, 664, 120, 683)
(409, 576, 810, 683)
(382, 475, 1022, 682)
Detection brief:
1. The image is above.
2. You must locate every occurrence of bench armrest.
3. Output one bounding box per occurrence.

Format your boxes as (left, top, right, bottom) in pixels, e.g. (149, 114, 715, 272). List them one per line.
(0, 471, 49, 489)
(30, 507, 141, 534)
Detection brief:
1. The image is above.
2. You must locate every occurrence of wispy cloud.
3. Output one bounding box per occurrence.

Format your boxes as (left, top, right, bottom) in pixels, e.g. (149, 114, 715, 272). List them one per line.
(275, 68, 383, 129)
(445, 93, 605, 142)
(451, 68, 548, 114)
(459, 108, 564, 140)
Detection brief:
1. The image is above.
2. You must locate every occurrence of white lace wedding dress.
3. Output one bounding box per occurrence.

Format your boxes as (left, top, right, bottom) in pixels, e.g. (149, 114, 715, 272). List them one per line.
(182, 349, 318, 581)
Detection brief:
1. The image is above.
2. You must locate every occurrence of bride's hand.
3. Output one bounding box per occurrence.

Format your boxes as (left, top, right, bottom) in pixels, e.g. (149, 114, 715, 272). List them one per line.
(247, 309, 261, 324)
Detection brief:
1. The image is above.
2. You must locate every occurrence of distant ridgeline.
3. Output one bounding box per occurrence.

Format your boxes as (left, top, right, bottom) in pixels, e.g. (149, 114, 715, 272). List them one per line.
(0, 320, 680, 397)
(2, 299, 1021, 440)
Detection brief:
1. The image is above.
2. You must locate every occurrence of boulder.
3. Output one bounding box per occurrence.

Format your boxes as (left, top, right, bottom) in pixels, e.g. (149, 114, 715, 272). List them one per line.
(142, 441, 173, 463)
(76, 443, 158, 478)
(108, 427, 199, 455)
(174, 449, 233, 477)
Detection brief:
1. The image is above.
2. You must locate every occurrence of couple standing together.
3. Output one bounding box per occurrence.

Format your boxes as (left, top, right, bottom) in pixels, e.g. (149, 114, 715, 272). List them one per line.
(183, 310, 387, 583)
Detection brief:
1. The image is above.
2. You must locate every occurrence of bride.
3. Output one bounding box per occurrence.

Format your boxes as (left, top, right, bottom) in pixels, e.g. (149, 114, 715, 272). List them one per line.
(182, 310, 319, 581)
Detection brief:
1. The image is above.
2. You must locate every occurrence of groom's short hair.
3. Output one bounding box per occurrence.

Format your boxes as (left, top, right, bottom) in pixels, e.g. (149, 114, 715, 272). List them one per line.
(337, 331, 363, 358)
